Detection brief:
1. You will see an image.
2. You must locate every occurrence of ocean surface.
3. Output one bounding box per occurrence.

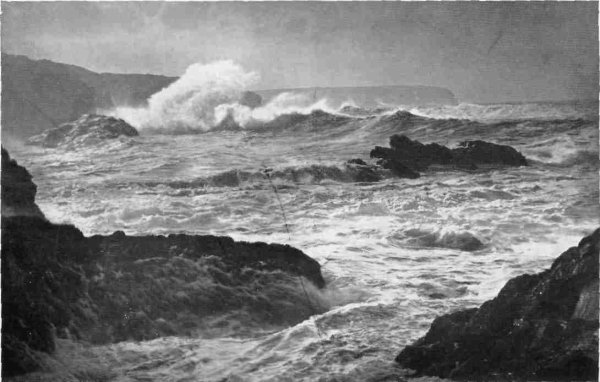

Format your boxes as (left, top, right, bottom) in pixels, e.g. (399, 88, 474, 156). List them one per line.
(7, 99, 599, 381)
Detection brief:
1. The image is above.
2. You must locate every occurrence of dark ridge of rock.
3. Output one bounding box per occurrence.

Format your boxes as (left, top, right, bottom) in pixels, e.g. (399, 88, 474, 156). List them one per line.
(454, 140, 529, 167)
(27, 114, 139, 148)
(396, 229, 600, 381)
(370, 134, 527, 177)
(1, 148, 326, 377)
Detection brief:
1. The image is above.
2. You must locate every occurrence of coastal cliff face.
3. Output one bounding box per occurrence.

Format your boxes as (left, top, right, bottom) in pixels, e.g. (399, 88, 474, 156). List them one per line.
(1, 54, 264, 139)
(396, 229, 599, 380)
(1, 54, 174, 139)
(1, 148, 326, 377)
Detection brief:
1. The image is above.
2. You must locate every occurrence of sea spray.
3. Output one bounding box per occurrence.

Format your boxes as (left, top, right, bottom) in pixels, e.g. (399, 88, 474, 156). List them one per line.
(109, 60, 343, 133)
(112, 60, 259, 133)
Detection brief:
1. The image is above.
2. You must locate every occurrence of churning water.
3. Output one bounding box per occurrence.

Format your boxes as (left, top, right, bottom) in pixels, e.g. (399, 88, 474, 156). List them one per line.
(7, 97, 598, 381)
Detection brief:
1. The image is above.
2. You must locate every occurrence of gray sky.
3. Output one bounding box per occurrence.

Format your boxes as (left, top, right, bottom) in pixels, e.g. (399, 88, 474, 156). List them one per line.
(2, 1, 598, 102)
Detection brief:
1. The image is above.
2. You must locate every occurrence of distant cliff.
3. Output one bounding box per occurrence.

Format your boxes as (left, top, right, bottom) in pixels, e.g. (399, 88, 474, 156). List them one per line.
(1, 54, 176, 139)
(256, 85, 458, 109)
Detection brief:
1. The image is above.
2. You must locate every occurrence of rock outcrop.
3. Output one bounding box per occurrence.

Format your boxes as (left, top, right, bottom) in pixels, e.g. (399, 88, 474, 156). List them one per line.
(370, 134, 527, 178)
(396, 229, 599, 380)
(1, 149, 325, 377)
(27, 114, 139, 148)
(1, 148, 45, 218)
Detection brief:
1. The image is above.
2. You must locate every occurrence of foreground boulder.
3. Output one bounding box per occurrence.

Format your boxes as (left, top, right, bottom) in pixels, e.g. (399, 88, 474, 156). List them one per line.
(1, 148, 326, 377)
(396, 229, 599, 380)
(27, 114, 138, 148)
(370, 134, 527, 177)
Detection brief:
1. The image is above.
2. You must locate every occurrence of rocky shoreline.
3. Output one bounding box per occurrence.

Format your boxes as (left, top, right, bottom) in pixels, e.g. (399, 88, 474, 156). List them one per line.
(3, 138, 596, 380)
(1, 148, 326, 377)
(396, 229, 599, 380)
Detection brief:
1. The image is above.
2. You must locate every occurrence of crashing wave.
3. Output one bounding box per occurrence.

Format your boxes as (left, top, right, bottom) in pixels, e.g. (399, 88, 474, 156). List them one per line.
(111, 60, 259, 134)
(109, 61, 349, 134)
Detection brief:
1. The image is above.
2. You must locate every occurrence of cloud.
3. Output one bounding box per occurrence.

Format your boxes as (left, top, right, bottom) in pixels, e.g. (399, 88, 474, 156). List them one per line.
(2, 2, 598, 102)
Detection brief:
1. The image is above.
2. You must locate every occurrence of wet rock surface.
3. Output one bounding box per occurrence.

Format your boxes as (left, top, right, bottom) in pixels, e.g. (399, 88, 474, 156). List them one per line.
(1, 149, 326, 377)
(370, 134, 527, 178)
(27, 114, 139, 148)
(396, 229, 599, 381)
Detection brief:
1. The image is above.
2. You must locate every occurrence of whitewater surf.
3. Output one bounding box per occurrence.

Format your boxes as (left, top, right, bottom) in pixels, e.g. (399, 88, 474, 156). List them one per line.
(6, 88, 598, 380)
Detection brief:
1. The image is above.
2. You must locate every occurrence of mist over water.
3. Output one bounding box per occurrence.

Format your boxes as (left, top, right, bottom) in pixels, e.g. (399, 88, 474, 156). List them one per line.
(8, 63, 599, 381)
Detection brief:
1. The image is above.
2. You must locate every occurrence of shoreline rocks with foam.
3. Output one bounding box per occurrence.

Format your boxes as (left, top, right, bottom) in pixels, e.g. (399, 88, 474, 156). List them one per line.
(1, 148, 326, 377)
(396, 229, 599, 380)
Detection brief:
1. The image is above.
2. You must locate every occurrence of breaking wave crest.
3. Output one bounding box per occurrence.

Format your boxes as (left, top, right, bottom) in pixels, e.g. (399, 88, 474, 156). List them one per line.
(110, 61, 341, 134)
(404, 101, 597, 121)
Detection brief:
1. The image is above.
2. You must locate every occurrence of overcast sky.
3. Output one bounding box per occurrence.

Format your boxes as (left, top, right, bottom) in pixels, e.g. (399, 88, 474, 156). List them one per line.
(2, 1, 598, 102)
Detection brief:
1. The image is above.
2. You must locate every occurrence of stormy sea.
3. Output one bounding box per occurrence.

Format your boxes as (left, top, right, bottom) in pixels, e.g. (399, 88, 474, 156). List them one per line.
(5, 59, 598, 381)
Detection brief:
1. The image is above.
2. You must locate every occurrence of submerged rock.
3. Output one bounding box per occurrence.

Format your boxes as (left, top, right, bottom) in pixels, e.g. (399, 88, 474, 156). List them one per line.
(1, 148, 326, 377)
(406, 230, 485, 252)
(396, 229, 599, 380)
(370, 134, 527, 178)
(27, 114, 138, 148)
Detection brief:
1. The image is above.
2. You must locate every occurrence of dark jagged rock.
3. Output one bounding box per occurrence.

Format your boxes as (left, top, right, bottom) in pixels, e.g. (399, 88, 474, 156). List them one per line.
(1, 148, 45, 218)
(370, 134, 527, 178)
(27, 114, 138, 148)
(1, 148, 326, 377)
(454, 140, 529, 167)
(396, 229, 599, 381)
